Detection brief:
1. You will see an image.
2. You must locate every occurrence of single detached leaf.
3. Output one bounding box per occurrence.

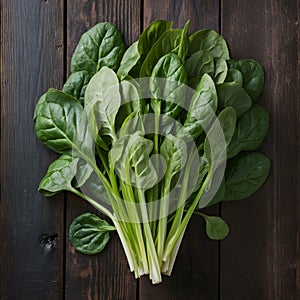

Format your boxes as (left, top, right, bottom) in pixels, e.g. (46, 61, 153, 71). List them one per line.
(189, 29, 230, 59)
(227, 59, 264, 102)
(217, 83, 252, 118)
(38, 155, 79, 196)
(62, 71, 93, 105)
(227, 104, 270, 158)
(71, 22, 126, 74)
(199, 213, 229, 240)
(224, 152, 271, 200)
(69, 213, 115, 255)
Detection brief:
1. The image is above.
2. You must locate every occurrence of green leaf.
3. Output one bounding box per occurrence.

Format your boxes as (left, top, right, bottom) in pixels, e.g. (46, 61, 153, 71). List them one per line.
(38, 155, 79, 196)
(74, 159, 94, 188)
(227, 59, 264, 102)
(204, 107, 237, 166)
(189, 29, 230, 59)
(227, 104, 270, 158)
(69, 213, 115, 255)
(224, 152, 271, 200)
(184, 50, 214, 80)
(213, 58, 228, 84)
(150, 53, 187, 121)
(71, 22, 126, 74)
(225, 69, 243, 85)
(138, 20, 172, 63)
(34, 88, 94, 158)
(140, 29, 183, 77)
(62, 71, 93, 105)
(217, 83, 252, 118)
(117, 41, 141, 80)
(183, 74, 218, 139)
(85, 67, 120, 143)
(197, 213, 229, 240)
(177, 20, 190, 61)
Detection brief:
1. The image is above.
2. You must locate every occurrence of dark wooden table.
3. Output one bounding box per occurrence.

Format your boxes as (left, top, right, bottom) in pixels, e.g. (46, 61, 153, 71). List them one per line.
(1, 0, 299, 299)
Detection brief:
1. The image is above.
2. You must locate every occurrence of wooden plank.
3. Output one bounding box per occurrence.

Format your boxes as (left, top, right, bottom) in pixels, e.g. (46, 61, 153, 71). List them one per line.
(0, 0, 65, 299)
(65, 1, 141, 299)
(140, 1, 220, 299)
(220, 0, 299, 299)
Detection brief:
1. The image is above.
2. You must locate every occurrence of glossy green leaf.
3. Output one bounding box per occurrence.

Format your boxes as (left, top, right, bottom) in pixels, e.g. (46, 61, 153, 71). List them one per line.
(217, 83, 252, 118)
(213, 58, 228, 84)
(38, 155, 79, 196)
(34, 88, 94, 158)
(117, 41, 140, 80)
(177, 20, 190, 61)
(150, 53, 187, 122)
(184, 50, 214, 80)
(62, 71, 93, 105)
(69, 213, 115, 255)
(225, 69, 243, 85)
(71, 22, 125, 74)
(227, 59, 264, 102)
(227, 104, 270, 158)
(201, 213, 229, 240)
(224, 152, 270, 200)
(183, 74, 218, 139)
(140, 29, 183, 77)
(189, 29, 230, 59)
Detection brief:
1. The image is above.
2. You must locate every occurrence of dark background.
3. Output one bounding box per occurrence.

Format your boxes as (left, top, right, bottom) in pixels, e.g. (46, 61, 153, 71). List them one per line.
(1, 0, 299, 299)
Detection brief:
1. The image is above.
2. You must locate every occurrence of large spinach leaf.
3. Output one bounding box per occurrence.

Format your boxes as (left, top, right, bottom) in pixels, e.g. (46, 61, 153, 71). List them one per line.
(227, 104, 270, 158)
(224, 152, 270, 200)
(71, 22, 126, 74)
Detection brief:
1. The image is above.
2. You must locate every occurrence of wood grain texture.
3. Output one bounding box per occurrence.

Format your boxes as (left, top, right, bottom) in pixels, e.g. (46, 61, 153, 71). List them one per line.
(140, 1, 220, 299)
(65, 1, 141, 299)
(221, 0, 299, 299)
(0, 0, 65, 299)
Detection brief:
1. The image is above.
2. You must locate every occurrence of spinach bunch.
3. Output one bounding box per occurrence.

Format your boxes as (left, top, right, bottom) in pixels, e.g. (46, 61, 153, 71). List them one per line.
(34, 20, 270, 284)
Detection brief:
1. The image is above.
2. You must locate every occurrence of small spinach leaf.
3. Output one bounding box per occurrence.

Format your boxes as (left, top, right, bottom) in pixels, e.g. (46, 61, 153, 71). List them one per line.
(213, 58, 228, 84)
(225, 69, 243, 85)
(69, 213, 116, 255)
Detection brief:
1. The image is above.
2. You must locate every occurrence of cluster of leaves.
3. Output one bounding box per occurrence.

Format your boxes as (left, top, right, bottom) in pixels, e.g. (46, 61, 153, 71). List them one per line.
(34, 20, 270, 284)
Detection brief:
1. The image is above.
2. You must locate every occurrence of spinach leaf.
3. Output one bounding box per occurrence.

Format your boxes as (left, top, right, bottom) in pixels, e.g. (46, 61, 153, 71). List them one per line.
(85, 67, 120, 143)
(138, 20, 172, 63)
(184, 50, 214, 80)
(62, 71, 93, 105)
(71, 22, 125, 74)
(196, 212, 229, 240)
(69, 213, 116, 255)
(224, 152, 270, 200)
(34, 88, 94, 158)
(225, 69, 243, 85)
(177, 20, 190, 61)
(213, 58, 228, 84)
(38, 155, 79, 196)
(140, 29, 183, 77)
(117, 41, 140, 80)
(227, 104, 270, 158)
(217, 83, 252, 118)
(74, 159, 94, 188)
(227, 59, 264, 102)
(189, 29, 229, 59)
(183, 74, 218, 139)
(150, 53, 187, 121)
